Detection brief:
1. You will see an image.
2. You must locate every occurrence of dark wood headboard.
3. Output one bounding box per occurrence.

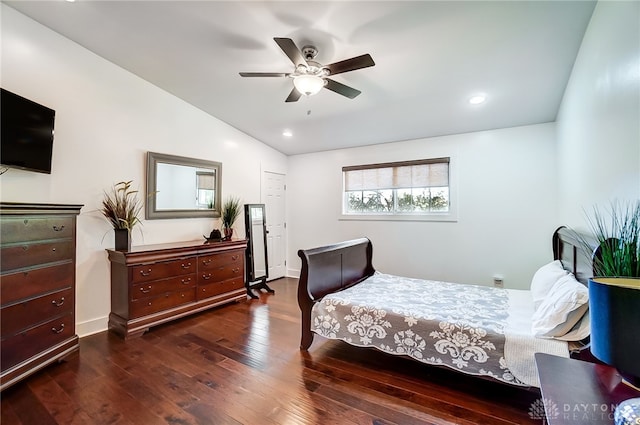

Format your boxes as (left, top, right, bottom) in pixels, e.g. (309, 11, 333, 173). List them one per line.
(552, 226, 596, 285)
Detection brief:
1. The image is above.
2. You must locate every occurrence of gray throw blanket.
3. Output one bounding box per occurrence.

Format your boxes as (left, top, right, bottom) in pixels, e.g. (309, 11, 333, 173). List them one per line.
(312, 272, 527, 386)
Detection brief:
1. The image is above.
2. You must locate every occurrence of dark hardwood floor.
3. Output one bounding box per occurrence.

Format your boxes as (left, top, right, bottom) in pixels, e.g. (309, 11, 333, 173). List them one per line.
(1, 278, 543, 425)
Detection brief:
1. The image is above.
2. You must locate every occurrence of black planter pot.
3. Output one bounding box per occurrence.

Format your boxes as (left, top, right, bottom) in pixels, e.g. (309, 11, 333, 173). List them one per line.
(114, 228, 131, 251)
(589, 277, 640, 387)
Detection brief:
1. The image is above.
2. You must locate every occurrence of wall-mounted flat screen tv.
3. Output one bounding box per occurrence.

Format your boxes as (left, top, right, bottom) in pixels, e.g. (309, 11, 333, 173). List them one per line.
(1, 88, 55, 174)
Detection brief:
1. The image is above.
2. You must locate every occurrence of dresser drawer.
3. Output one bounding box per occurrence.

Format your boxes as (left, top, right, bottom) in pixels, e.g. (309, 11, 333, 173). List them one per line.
(1, 240, 75, 271)
(197, 276, 245, 300)
(131, 257, 197, 284)
(131, 273, 196, 301)
(1, 288, 73, 337)
(198, 261, 243, 285)
(129, 288, 196, 318)
(199, 250, 243, 271)
(1, 312, 74, 371)
(1, 262, 73, 306)
(0, 216, 74, 244)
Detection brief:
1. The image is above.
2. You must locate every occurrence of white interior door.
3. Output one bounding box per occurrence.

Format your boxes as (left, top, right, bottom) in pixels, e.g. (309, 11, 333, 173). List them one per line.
(263, 171, 286, 280)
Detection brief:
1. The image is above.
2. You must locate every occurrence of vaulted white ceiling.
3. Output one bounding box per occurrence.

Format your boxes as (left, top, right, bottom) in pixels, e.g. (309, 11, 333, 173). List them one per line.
(4, 1, 597, 155)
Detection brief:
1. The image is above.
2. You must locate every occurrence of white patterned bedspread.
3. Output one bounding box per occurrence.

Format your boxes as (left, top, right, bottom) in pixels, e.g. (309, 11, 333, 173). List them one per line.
(311, 272, 568, 387)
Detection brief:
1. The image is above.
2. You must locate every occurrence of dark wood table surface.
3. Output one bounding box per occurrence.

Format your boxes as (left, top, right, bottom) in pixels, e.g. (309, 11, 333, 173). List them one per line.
(535, 353, 640, 425)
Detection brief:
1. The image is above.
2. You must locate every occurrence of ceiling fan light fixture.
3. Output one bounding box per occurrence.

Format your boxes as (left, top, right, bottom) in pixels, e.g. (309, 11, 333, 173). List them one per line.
(293, 75, 325, 96)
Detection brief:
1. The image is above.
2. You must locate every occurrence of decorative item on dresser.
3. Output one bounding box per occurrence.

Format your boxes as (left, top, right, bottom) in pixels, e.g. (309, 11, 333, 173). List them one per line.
(0, 202, 82, 391)
(101, 180, 143, 251)
(579, 200, 640, 388)
(221, 196, 241, 241)
(107, 239, 247, 339)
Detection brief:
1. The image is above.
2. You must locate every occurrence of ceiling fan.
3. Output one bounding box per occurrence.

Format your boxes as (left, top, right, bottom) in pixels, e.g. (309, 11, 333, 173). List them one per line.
(239, 37, 375, 103)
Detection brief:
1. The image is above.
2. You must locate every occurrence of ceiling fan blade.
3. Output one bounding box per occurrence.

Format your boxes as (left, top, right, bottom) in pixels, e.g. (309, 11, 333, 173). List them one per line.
(239, 72, 289, 77)
(325, 54, 375, 76)
(274, 37, 308, 68)
(285, 87, 302, 103)
(324, 79, 361, 99)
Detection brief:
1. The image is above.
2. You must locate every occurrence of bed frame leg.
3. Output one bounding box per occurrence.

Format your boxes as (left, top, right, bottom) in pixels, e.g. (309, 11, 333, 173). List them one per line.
(300, 307, 314, 350)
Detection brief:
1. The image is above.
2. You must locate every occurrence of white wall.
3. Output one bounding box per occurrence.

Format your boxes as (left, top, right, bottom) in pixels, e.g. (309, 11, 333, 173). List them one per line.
(556, 0, 640, 228)
(0, 5, 287, 336)
(287, 123, 558, 289)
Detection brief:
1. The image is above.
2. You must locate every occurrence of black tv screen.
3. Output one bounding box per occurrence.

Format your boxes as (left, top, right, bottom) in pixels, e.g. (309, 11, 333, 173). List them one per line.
(1, 88, 55, 174)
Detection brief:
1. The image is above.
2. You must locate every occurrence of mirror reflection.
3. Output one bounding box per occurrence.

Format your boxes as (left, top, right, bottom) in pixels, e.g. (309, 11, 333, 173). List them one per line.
(146, 152, 222, 219)
(155, 163, 216, 210)
(244, 204, 274, 299)
(249, 206, 267, 277)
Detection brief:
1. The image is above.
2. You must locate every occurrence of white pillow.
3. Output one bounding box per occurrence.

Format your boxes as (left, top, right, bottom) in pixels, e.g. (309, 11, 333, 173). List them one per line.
(554, 308, 590, 341)
(540, 303, 588, 338)
(531, 273, 589, 338)
(530, 260, 569, 309)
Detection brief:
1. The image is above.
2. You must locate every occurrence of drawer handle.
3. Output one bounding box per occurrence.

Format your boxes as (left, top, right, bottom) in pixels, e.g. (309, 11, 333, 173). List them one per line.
(22, 245, 29, 251)
(51, 297, 65, 307)
(140, 285, 152, 294)
(181, 278, 191, 285)
(231, 255, 239, 261)
(52, 247, 56, 252)
(52, 324, 65, 334)
(232, 267, 240, 274)
(53, 225, 65, 232)
(181, 262, 192, 269)
(202, 259, 212, 265)
(202, 273, 212, 280)
(140, 268, 152, 277)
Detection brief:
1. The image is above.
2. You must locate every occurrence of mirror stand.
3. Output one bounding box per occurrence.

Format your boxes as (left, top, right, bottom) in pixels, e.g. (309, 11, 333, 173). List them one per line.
(244, 204, 275, 299)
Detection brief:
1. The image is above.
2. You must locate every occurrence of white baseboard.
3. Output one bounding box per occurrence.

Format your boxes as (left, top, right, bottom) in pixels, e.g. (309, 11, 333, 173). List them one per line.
(77, 316, 108, 338)
(287, 268, 300, 279)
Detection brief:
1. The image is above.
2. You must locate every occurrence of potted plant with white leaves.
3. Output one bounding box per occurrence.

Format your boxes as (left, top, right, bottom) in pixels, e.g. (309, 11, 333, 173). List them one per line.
(101, 180, 143, 251)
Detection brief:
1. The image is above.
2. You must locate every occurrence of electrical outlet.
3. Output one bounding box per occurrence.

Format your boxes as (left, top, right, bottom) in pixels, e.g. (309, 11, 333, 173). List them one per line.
(493, 275, 504, 288)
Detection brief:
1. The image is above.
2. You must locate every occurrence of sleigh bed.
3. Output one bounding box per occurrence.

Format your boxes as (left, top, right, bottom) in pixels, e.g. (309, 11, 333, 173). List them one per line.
(297, 226, 594, 388)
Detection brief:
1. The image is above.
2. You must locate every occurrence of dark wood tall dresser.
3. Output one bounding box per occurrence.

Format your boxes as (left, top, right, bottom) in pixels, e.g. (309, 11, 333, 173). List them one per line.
(0, 202, 82, 391)
(107, 239, 247, 339)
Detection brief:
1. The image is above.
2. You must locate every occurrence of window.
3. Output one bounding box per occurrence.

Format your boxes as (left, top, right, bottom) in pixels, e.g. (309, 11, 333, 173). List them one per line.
(342, 157, 451, 218)
(196, 171, 215, 208)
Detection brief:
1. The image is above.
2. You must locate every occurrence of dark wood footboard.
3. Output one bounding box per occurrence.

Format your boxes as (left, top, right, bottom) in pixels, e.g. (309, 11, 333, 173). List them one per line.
(297, 238, 375, 349)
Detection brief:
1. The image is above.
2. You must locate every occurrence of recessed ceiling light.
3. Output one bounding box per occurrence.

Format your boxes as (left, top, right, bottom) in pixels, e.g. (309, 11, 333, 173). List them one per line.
(283, 129, 293, 137)
(469, 95, 487, 105)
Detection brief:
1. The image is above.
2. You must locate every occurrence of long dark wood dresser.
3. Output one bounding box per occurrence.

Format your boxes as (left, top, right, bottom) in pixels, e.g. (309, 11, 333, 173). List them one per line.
(0, 202, 83, 391)
(107, 239, 247, 339)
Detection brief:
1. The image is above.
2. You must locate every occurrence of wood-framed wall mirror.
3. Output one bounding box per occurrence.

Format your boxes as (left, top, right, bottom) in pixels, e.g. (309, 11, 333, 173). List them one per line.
(244, 204, 275, 299)
(146, 152, 222, 219)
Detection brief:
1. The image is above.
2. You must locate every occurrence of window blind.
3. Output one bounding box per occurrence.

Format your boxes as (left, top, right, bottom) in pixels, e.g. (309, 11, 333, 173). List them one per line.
(343, 158, 449, 191)
(196, 172, 215, 189)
